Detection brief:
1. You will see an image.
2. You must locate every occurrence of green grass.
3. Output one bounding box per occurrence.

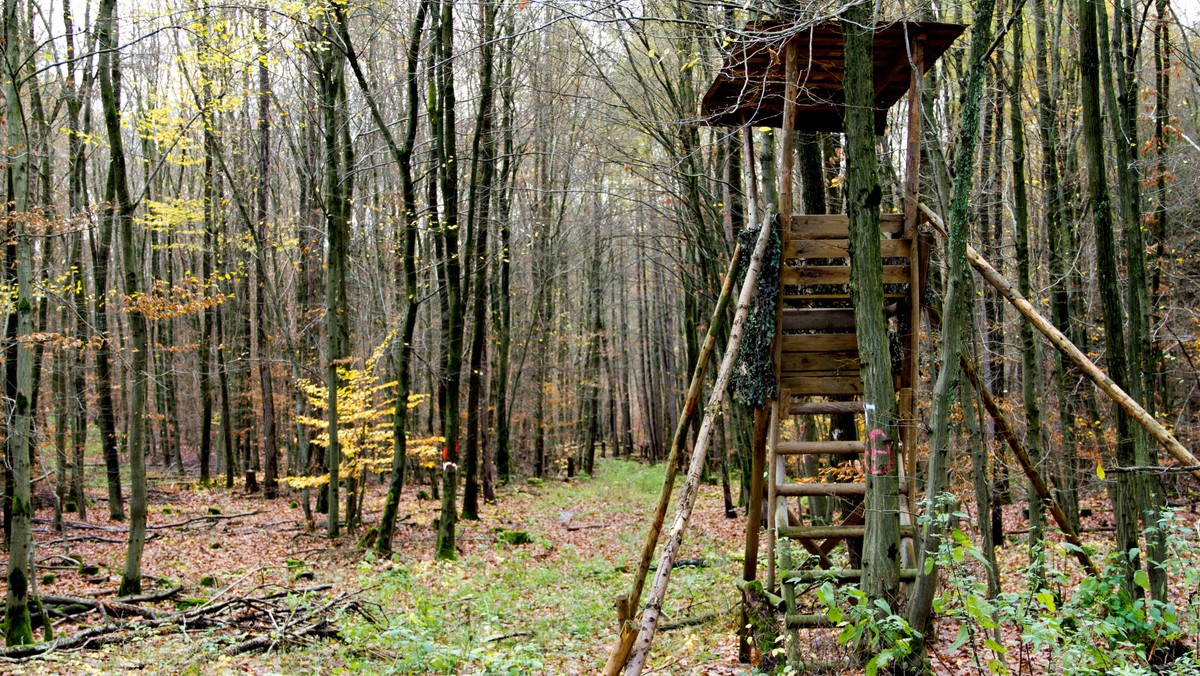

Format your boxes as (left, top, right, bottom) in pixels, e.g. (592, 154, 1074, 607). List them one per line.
(333, 457, 741, 674)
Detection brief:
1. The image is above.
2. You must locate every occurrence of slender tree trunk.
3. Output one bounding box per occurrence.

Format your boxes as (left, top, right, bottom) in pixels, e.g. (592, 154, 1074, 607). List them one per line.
(321, 19, 351, 539)
(462, 0, 498, 517)
(96, 0, 149, 597)
(340, 0, 431, 554)
(1010, 15, 1047, 587)
(64, 8, 91, 514)
(1079, 0, 1139, 597)
(493, 6, 515, 484)
(256, 7, 279, 499)
(909, 0, 997, 637)
(198, 8, 217, 486)
(1033, 0, 1081, 534)
(433, 0, 463, 560)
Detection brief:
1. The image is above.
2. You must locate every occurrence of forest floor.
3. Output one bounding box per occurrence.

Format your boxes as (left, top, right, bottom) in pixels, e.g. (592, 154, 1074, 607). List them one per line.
(2, 456, 1198, 674)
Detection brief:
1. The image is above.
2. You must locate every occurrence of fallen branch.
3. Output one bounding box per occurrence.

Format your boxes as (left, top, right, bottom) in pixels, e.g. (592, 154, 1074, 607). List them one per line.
(483, 630, 534, 643)
(563, 523, 612, 532)
(1107, 464, 1200, 475)
(148, 510, 262, 530)
(659, 610, 724, 632)
(0, 584, 351, 661)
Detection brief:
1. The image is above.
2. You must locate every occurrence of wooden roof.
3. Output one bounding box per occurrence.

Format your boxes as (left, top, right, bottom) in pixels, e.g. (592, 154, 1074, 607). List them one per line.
(700, 21, 964, 132)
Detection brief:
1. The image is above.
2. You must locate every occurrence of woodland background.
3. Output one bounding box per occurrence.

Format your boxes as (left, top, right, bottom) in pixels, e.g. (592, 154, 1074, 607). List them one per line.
(1, 0, 1199, 669)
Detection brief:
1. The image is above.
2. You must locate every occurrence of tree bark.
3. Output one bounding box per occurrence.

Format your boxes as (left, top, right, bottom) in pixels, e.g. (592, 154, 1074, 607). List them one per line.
(842, 3, 902, 609)
(4, 0, 34, 641)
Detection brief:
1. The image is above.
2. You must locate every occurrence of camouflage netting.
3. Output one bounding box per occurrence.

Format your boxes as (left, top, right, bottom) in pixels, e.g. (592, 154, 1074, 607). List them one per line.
(731, 220, 781, 407)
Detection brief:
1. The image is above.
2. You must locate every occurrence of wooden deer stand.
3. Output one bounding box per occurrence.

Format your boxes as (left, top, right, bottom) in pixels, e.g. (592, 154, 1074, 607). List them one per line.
(604, 20, 964, 675)
(698, 21, 963, 670)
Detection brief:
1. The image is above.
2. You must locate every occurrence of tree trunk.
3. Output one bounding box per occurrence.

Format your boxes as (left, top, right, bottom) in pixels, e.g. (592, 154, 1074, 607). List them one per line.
(255, 6, 279, 499)
(1010, 15, 1048, 588)
(1079, 0, 1140, 598)
(321, 18, 351, 539)
(4, 0, 34, 640)
(909, 0, 996, 637)
(96, 0, 149, 597)
(462, 0, 498, 516)
(1033, 0, 1082, 534)
(842, 3, 901, 609)
(434, 0, 463, 559)
(492, 5, 515, 484)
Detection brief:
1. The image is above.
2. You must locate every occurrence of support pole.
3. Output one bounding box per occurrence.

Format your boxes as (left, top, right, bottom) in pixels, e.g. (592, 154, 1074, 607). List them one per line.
(919, 202, 1200, 479)
(601, 241, 742, 675)
(622, 210, 776, 676)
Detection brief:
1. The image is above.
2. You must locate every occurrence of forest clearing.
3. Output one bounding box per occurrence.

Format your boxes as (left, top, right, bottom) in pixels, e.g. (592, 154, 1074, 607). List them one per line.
(3, 0, 1200, 671)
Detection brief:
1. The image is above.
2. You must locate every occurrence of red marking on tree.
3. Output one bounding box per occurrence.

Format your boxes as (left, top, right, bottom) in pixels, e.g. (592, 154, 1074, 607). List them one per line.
(866, 428, 893, 476)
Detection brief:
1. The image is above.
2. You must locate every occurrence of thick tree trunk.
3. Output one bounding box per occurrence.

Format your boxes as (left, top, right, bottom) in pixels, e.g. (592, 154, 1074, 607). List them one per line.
(4, 0, 34, 641)
(842, 3, 902, 610)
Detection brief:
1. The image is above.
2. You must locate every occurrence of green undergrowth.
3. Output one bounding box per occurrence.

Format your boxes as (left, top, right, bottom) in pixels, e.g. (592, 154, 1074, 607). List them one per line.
(335, 458, 741, 674)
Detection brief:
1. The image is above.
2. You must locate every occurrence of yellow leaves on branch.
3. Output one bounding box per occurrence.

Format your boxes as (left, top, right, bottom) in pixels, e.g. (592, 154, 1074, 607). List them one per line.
(137, 197, 204, 233)
(283, 335, 436, 489)
(123, 276, 229, 321)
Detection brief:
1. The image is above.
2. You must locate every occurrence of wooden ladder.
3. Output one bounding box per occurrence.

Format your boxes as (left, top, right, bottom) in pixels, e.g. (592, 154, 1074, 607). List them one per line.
(765, 213, 923, 665)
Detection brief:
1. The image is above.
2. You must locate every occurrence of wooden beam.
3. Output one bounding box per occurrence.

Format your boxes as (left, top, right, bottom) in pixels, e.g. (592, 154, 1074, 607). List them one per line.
(780, 350, 860, 374)
(782, 264, 911, 285)
(782, 333, 858, 352)
(786, 401, 864, 415)
(785, 238, 912, 259)
(776, 440, 865, 455)
(780, 309, 857, 332)
(790, 213, 905, 238)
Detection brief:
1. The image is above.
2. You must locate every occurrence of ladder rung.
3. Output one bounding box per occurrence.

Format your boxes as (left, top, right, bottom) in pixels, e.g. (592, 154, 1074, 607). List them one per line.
(777, 482, 865, 497)
(786, 401, 865, 416)
(785, 613, 836, 628)
(779, 568, 918, 583)
(775, 441, 864, 455)
(775, 482, 910, 497)
(779, 525, 916, 540)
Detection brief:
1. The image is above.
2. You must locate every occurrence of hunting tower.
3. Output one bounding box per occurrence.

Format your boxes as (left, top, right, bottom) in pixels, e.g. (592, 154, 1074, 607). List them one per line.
(700, 19, 963, 667)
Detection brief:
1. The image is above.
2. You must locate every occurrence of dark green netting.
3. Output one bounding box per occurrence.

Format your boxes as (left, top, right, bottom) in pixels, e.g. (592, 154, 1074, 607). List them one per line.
(731, 220, 781, 407)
